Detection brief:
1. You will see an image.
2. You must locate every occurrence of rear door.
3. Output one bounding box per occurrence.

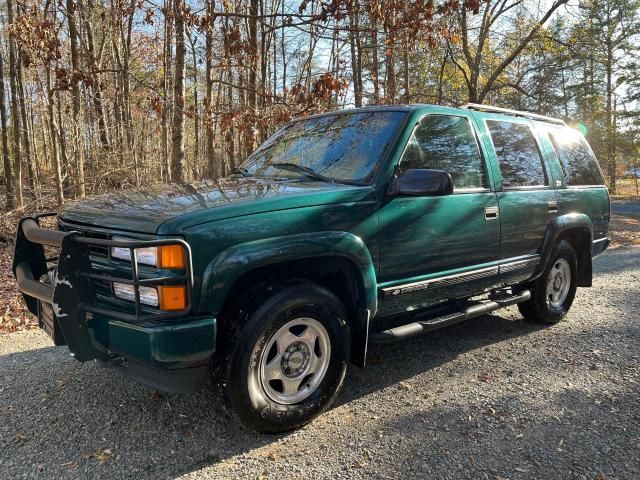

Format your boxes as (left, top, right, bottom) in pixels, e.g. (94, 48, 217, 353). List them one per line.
(534, 122, 610, 242)
(472, 114, 558, 284)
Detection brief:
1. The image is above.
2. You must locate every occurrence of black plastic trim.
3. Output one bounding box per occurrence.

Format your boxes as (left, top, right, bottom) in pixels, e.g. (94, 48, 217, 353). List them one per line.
(99, 357, 207, 393)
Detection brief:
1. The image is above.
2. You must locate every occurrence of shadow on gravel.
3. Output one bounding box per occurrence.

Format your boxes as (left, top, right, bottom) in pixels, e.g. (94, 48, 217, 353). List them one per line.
(0, 312, 546, 479)
(378, 387, 640, 478)
(340, 313, 546, 406)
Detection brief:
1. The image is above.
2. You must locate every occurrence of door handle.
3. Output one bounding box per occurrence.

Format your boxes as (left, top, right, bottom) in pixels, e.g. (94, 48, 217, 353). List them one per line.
(548, 201, 558, 213)
(484, 206, 499, 220)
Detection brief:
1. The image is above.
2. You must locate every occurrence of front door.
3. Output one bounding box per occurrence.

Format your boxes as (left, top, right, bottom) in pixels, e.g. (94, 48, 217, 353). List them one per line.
(377, 113, 500, 315)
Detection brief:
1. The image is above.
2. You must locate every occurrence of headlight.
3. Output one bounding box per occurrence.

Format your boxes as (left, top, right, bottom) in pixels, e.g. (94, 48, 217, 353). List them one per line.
(113, 282, 159, 306)
(112, 283, 187, 310)
(111, 241, 186, 269)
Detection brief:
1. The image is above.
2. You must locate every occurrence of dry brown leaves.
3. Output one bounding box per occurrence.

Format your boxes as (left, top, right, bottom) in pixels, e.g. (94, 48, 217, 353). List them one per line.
(0, 206, 57, 334)
(0, 243, 35, 334)
(609, 214, 640, 248)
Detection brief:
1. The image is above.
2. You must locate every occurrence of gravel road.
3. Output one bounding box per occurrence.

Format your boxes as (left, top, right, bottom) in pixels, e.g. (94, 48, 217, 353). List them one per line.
(1, 247, 639, 479)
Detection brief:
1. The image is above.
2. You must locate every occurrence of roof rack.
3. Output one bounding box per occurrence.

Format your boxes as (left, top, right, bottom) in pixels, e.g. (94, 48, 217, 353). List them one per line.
(461, 103, 566, 126)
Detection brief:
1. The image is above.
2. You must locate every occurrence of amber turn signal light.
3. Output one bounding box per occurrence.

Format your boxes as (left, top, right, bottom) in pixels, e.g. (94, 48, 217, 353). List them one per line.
(158, 245, 186, 269)
(158, 285, 187, 311)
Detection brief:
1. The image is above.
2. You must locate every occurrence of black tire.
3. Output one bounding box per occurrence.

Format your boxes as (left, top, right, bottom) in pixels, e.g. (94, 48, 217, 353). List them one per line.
(518, 240, 578, 324)
(217, 279, 350, 433)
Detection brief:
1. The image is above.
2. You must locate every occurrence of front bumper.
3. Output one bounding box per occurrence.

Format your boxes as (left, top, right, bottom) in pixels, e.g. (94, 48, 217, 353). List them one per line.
(12, 215, 216, 392)
(95, 315, 216, 393)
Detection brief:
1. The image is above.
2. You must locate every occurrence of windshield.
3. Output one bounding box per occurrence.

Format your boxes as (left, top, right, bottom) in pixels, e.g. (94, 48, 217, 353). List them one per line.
(240, 111, 406, 185)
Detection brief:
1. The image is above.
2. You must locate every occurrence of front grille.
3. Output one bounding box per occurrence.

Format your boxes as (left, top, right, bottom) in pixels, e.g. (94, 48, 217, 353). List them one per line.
(59, 224, 110, 256)
(58, 222, 119, 300)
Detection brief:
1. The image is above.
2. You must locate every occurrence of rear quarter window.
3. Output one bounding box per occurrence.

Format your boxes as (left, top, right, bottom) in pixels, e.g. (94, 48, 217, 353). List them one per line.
(547, 128, 604, 186)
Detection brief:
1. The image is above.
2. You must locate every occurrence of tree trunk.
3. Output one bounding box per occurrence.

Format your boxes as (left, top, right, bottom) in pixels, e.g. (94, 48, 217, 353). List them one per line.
(67, 0, 86, 197)
(605, 36, 615, 192)
(46, 68, 64, 205)
(7, 0, 23, 207)
(205, 0, 216, 178)
(187, 31, 200, 173)
(385, 16, 396, 102)
(162, 0, 174, 181)
(56, 91, 71, 196)
(371, 14, 380, 103)
(83, 0, 110, 150)
(16, 45, 36, 195)
(0, 51, 15, 209)
(349, 1, 362, 107)
(121, 0, 138, 185)
(246, 0, 259, 154)
(171, 0, 186, 182)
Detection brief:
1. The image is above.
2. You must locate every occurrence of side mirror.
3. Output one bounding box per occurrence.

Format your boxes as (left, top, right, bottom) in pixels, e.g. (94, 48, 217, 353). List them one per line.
(387, 169, 454, 197)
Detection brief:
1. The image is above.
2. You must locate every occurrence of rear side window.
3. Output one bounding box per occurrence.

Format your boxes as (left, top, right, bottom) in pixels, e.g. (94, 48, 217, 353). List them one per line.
(548, 129, 604, 186)
(400, 115, 486, 189)
(487, 120, 547, 187)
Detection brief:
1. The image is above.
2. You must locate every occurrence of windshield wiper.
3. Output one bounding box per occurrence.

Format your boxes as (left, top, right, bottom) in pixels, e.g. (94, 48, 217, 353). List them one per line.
(271, 163, 334, 183)
(230, 166, 251, 177)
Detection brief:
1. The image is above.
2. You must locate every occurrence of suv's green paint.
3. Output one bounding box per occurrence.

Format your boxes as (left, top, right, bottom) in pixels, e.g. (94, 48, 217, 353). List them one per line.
(16, 104, 610, 392)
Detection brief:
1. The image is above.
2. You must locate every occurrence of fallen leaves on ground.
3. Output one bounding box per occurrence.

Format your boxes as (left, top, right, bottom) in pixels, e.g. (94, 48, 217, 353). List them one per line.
(0, 244, 37, 334)
(0, 206, 57, 334)
(89, 447, 113, 464)
(10, 433, 29, 445)
(610, 215, 640, 247)
(263, 450, 279, 461)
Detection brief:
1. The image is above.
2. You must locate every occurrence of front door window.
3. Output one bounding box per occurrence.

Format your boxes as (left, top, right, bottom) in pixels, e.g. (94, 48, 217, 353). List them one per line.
(400, 115, 486, 190)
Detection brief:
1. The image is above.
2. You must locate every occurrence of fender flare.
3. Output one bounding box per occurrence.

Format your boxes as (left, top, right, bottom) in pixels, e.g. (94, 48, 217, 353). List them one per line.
(532, 213, 593, 285)
(199, 230, 377, 312)
(199, 232, 377, 368)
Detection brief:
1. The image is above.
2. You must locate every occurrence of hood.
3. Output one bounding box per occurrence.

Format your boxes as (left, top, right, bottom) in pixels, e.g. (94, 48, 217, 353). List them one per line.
(58, 177, 374, 234)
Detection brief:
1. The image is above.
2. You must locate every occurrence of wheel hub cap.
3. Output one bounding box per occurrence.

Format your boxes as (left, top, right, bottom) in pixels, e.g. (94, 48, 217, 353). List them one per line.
(546, 258, 571, 309)
(258, 317, 331, 405)
(281, 342, 310, 377)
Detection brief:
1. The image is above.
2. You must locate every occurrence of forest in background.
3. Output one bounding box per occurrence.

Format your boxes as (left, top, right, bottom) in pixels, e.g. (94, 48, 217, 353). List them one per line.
(0, 0, 639, 212)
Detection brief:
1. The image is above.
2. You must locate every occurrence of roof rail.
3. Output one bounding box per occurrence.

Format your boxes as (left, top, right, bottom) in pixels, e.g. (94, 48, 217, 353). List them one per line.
(461, 103, 566, 126)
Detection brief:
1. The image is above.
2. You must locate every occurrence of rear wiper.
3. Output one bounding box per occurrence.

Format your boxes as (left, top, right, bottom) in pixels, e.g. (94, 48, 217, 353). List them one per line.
(271, 163, 334, 183)
(230, 167, 251, 177)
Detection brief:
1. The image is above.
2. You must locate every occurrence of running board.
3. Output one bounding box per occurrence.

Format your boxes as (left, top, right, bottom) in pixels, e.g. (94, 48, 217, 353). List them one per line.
(370, 290, 531, 343)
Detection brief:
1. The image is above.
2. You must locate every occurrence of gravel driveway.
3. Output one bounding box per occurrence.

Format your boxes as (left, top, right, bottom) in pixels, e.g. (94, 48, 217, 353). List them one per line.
(1, 247, 639, 479)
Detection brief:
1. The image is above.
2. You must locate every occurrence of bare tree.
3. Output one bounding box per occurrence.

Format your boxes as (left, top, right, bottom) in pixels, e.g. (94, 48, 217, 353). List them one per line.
(452, 0, 570, 103)
(171, 0, 186, 182)
(0, 51, 15, 209)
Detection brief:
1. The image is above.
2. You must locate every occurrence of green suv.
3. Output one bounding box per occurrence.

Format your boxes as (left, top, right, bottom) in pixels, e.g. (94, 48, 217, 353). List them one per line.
(13, 103, 610, 432)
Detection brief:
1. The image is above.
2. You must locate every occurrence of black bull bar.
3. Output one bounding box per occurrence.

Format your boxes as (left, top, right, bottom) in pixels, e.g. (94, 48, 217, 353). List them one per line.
(12, 215, 194, 361)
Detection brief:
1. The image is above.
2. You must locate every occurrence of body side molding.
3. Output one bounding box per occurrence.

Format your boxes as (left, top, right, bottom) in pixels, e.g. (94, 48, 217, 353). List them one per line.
(380, 255, 541, 297)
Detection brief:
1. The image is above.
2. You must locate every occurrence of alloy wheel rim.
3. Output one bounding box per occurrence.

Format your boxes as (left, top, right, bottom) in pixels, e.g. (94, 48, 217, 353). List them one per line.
(258, 317, 331, 405)
(546, 258, 571, 309)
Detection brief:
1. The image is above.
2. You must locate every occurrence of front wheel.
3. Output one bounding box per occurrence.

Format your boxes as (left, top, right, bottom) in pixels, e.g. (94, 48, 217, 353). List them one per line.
(518, 240, 578, 324)
(219, 280, 350, 433)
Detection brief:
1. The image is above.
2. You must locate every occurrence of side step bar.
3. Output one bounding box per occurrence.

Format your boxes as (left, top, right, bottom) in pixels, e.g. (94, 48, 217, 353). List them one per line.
(370, 290, 531, 343)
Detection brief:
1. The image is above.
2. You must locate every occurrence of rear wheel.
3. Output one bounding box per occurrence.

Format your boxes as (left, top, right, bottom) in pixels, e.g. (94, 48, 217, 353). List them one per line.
(518, 240, 578, 324)
(218, 280, 350, 433)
